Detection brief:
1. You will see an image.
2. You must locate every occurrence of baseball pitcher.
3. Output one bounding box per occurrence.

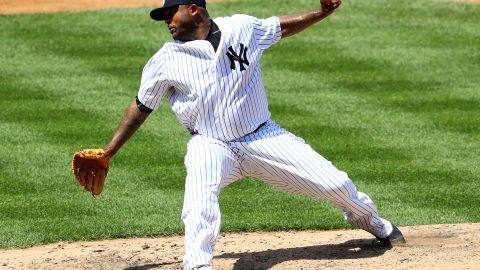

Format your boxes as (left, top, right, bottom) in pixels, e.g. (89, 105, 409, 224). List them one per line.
(71, 0, 406, 269)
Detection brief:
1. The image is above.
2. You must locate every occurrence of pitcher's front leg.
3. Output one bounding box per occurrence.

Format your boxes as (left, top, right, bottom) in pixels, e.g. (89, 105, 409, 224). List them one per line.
(182, 135, 238, 270)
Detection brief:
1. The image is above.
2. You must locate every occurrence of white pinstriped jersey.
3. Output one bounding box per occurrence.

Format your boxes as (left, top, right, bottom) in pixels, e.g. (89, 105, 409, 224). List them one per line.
(137, 15, 282, 141)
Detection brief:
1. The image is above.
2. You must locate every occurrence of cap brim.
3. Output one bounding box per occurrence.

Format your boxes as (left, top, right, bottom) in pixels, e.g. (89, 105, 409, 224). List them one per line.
(150, 1, 206, 21)
(150, 7, 169, 21)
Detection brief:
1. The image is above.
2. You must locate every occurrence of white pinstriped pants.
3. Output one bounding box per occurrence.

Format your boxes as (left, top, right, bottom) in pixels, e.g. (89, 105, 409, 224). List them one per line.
(182, 120, 392, 270)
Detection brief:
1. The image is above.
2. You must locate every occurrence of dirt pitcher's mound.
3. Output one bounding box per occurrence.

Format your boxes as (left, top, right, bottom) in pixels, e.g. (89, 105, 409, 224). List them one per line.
(0, 223, 479, 270)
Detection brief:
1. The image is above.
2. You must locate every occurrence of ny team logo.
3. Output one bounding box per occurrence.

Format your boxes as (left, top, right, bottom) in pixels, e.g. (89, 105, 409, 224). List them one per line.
(226, 43, 249, 71)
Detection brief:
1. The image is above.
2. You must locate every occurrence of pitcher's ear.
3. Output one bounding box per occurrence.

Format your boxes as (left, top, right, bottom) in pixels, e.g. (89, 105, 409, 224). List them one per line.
(188, 4, 199, 16)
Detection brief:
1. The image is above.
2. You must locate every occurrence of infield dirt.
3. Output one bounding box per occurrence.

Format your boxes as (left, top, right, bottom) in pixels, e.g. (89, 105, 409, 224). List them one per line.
(1, 224, 479, 269)
(1, 0, 479, 269)
(0, 0, 225, 14)
(0, 0, 478, 14)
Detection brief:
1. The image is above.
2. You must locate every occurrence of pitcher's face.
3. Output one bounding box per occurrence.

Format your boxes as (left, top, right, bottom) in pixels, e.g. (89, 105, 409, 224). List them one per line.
(164, 5, 197, 41)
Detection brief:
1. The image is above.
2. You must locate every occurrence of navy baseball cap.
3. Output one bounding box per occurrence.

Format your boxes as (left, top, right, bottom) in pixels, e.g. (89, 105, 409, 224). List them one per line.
(150, 0, 207, 21)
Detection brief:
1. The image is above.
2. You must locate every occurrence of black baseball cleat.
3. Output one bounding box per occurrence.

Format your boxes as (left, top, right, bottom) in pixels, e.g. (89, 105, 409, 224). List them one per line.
(377, 224, 406, 247)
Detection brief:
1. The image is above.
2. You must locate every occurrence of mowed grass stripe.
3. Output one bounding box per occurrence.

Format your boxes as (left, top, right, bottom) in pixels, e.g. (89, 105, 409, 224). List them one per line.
(0, 0, 479, 248)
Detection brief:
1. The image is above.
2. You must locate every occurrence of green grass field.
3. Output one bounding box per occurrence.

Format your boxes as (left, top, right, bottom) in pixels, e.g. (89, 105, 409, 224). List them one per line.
(0, 0, 479, 249)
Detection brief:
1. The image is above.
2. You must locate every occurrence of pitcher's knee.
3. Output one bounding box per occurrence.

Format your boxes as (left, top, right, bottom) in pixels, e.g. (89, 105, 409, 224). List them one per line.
(182, 198, 220, 222)
(320, 178, 358, 201)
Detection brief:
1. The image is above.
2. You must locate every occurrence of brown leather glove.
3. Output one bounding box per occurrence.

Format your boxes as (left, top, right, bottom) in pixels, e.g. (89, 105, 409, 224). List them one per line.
(71, 149, 110, 197)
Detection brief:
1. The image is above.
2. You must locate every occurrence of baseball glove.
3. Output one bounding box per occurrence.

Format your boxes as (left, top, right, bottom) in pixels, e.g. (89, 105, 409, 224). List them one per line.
(71, 149, 110, 197)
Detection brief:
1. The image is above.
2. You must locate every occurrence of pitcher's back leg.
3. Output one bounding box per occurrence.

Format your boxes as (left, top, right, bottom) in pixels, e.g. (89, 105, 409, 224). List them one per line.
(237, 130, 392, 238)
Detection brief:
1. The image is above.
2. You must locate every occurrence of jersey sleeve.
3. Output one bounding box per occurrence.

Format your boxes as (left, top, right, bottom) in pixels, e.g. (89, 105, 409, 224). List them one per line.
(251, 16, 282, 50)
(137, 52, 169, 111)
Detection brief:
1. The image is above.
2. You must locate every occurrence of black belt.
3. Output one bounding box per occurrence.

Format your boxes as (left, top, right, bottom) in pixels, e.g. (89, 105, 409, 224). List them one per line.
(190, 121, 267, 136)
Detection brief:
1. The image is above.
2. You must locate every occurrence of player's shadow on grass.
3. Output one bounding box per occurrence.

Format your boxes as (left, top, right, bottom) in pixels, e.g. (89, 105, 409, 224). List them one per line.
(215, 238, 390, 270)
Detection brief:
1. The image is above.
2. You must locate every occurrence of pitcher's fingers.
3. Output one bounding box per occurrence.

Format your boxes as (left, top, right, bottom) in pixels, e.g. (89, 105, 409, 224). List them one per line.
(93, 170, 106, 196)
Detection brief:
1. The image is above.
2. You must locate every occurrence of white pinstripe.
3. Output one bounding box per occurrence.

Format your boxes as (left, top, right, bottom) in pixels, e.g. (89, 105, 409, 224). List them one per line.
(137, 14, 393, 270)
